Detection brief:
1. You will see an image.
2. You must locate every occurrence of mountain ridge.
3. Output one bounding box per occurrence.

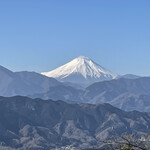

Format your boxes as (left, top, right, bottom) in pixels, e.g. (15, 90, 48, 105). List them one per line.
(0, 66, 61, 97)
(0, 64, 149, 112)
(31, 77, 150, 112)
(0, 96, 150, 149)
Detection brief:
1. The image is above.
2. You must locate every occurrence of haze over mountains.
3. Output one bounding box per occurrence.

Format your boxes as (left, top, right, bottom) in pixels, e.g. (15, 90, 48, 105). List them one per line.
(30, 77, 150, 112)
(0, 65, 61, 97)
(0, 56, 149, 112)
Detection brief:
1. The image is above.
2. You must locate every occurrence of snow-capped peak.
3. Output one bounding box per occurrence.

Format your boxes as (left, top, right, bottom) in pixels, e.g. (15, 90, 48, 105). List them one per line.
(41, 56, 118, 86)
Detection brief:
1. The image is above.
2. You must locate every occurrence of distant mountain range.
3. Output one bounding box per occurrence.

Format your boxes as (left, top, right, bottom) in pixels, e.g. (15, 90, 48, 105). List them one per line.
(0, 56, 149, 112)
(30, 77, 150, 112)
(0, 96, 150, 150)
(0, 65, 61, 97)
(119, 74, 140, 79)
(84, 77, 150, 112)
(0, 57, 150, 149)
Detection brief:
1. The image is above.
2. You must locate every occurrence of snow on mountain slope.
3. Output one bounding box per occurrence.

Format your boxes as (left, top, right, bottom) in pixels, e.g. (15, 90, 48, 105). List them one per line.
(41, 56, 119, 86)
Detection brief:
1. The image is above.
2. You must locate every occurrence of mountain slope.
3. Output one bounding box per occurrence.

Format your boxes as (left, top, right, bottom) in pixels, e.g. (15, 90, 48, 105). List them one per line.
(41, 56, 118, 86)
(30, 77, 150, 112)
(0, 96, 150, 149)
(30, 84, 84, 103)
(84, 77, 150, 111)
(0, 66, 61, 96)
(1, 65, 150, 112)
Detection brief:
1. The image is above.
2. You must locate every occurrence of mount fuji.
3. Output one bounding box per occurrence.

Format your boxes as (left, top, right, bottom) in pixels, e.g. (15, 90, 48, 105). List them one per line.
(41, 56, 119, 86)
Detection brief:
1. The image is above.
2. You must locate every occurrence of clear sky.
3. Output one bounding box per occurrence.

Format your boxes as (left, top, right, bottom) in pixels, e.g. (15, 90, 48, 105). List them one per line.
(0, 0, 150, 76)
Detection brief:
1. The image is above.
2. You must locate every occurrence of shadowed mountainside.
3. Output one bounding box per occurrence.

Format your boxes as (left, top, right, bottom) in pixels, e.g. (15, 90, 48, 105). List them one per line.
(0, 96, 150, 149)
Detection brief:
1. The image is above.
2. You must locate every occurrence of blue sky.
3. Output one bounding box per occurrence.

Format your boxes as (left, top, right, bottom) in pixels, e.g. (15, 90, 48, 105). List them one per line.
(0, 0, 150, 76)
